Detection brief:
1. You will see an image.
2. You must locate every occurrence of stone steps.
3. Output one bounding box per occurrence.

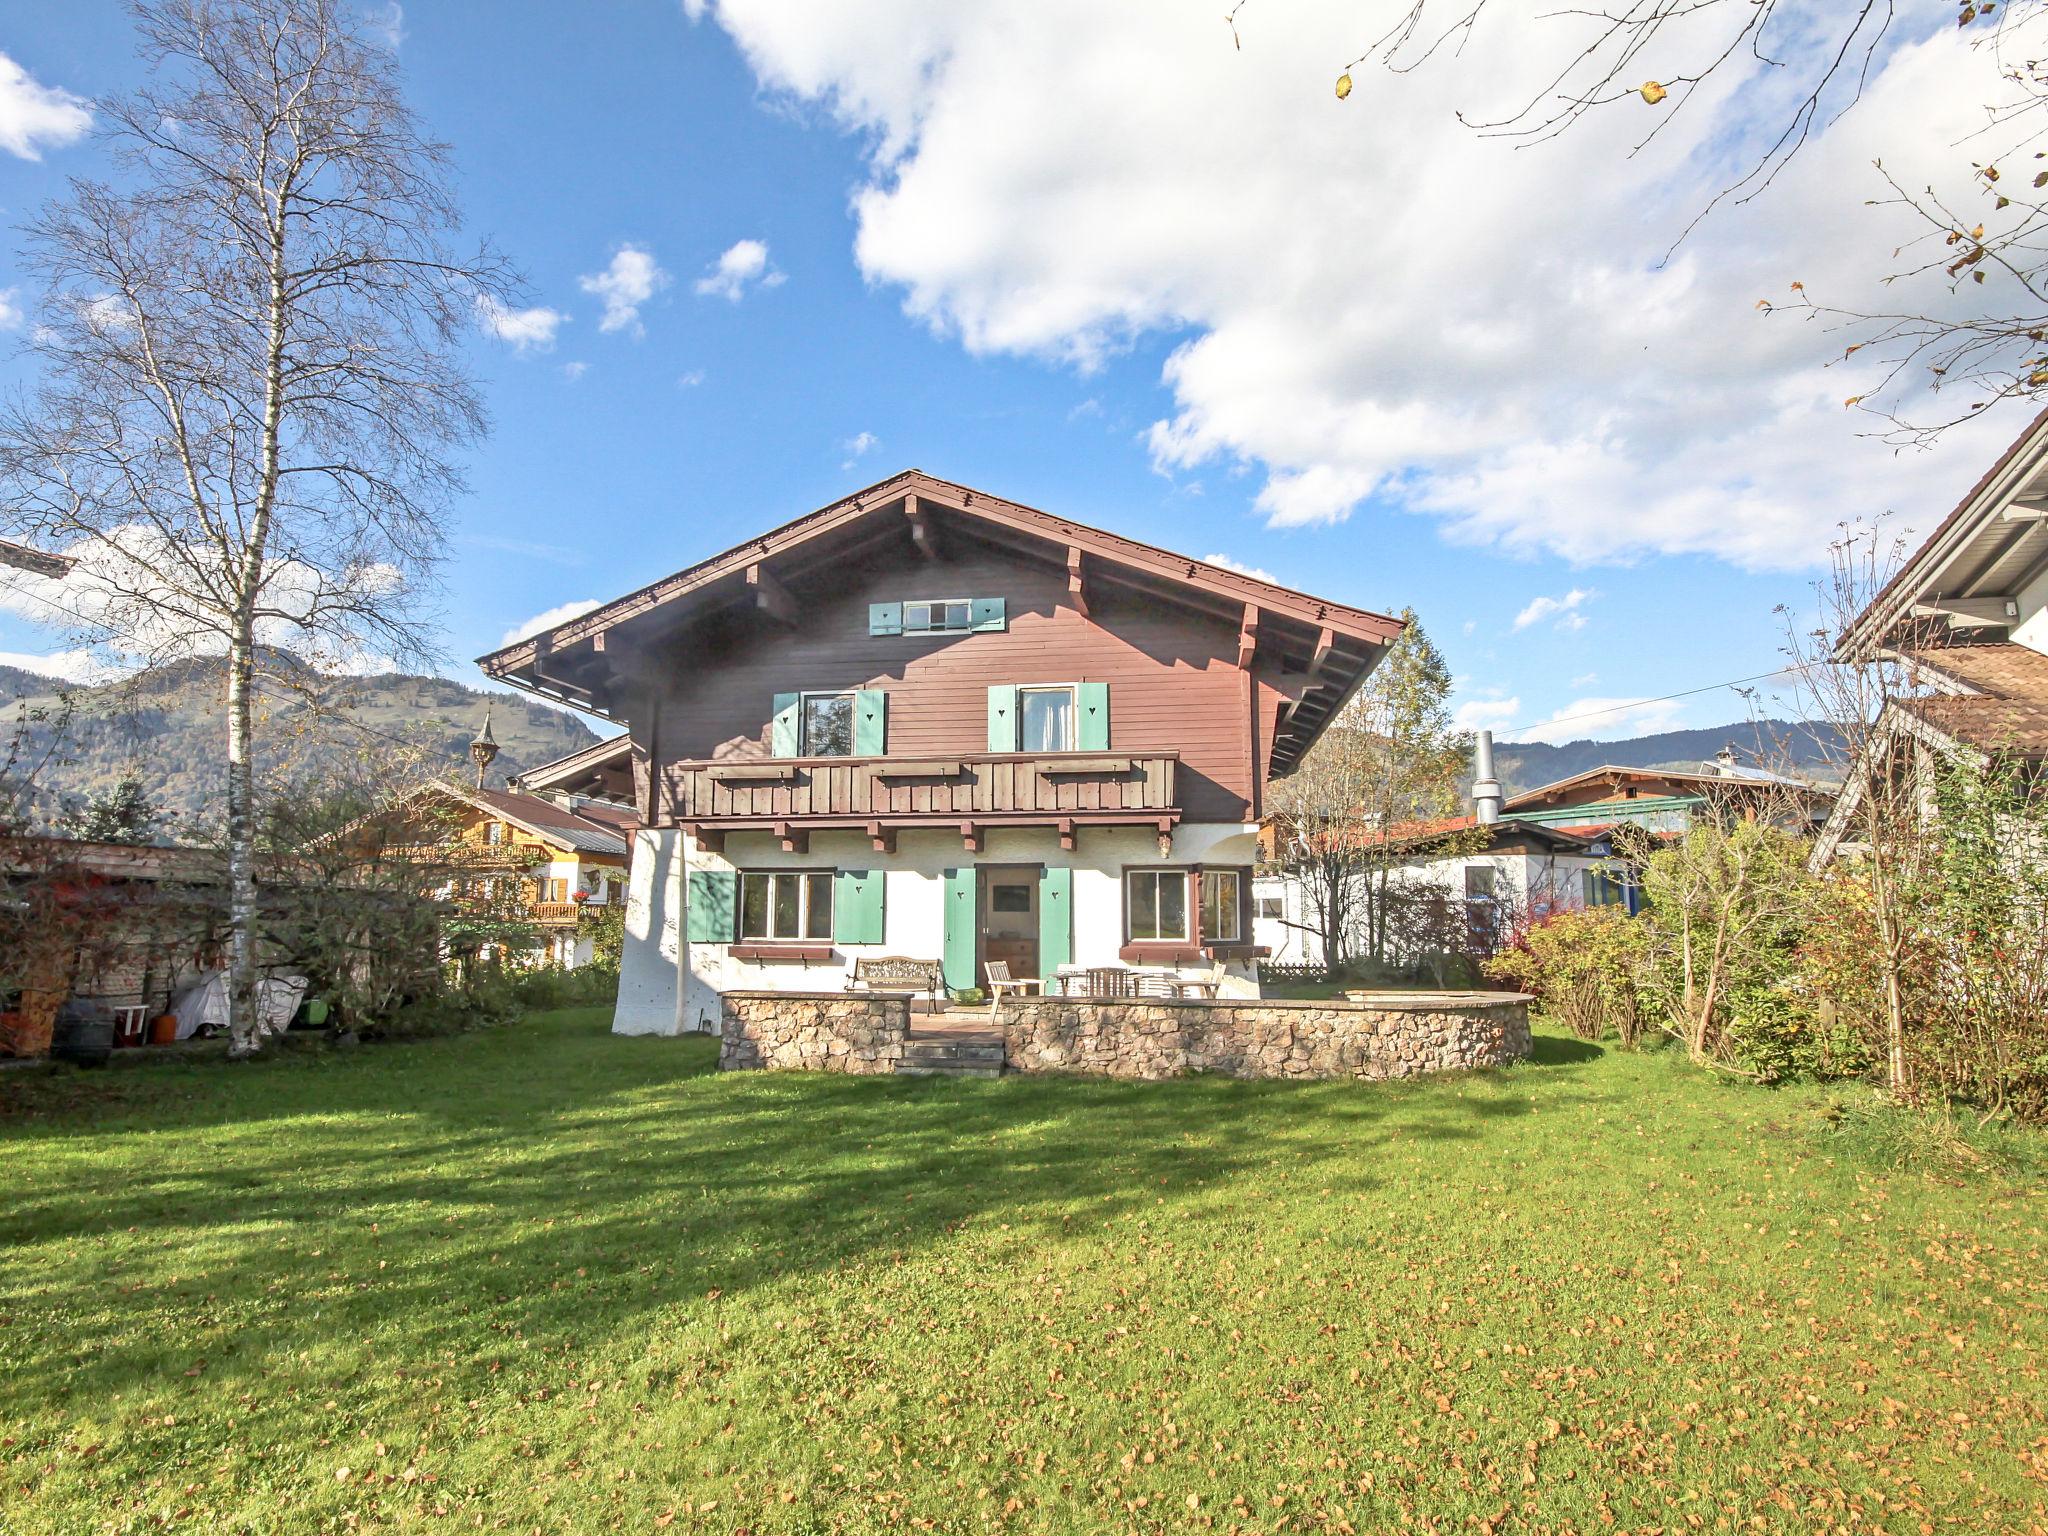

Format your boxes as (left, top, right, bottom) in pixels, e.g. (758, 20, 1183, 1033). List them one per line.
(893, 1033, 1006, 1078)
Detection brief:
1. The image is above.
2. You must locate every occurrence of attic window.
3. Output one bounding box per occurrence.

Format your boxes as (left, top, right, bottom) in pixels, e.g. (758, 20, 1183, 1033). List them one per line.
(905, 599, 972, 633)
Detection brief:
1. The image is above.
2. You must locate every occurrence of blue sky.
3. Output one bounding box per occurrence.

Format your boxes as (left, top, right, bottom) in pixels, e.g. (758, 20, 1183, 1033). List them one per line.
(0, 0, 2021, 744)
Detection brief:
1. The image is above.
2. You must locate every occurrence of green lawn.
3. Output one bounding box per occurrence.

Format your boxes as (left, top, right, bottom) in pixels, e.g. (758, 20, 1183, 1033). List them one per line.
(3, 1011, 2043, 1535)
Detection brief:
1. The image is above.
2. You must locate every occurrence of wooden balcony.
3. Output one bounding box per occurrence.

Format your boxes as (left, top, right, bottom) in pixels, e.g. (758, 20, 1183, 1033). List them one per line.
(661, 751, 1181, 853)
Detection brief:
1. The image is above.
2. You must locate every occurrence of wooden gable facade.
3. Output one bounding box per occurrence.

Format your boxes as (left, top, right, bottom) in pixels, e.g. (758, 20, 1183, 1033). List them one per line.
(478, 473, 1403, 853)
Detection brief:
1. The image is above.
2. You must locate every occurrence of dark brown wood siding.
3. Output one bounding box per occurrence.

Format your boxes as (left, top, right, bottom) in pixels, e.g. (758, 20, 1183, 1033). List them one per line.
(649, 552, 1284, 822)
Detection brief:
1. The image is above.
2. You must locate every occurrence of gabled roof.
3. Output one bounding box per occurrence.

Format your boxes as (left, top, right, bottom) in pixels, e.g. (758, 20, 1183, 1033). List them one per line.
(1504, 761, 1829, 811)
(511, 734, 635, 801)
(474, 469, 1406, 775)
(1842, 408, 2048, 657)
(415, 781, 631, 857)
(1379, 813, 1602, 856)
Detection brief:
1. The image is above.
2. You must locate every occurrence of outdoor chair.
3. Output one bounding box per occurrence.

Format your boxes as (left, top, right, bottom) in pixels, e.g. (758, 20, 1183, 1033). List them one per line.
(1083, 966, 1138, 998)
(983, 960, 1044, 1016)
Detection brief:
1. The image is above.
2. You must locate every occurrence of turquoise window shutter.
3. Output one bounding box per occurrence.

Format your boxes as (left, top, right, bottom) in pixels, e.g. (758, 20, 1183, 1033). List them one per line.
(869, 602, 903, 637)
(854, 690, 888, 756)
(1038, 866, 1073, 975)
(1077, 682, 1110, 751)
(986, 684, 1018, 752)
(834, 869, 885, 945)
(770, 692, 801, 756)
(684, 870, 736, 942)
(970, 597, 1007, 632)
(942, 867, 979, 991)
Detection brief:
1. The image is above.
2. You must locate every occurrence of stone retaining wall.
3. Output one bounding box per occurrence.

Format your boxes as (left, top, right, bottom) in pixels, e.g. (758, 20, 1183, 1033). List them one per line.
(719, 989, 1532, 1080)
(998, 993, 1530, 1079)
(719, 992, 909, 1072)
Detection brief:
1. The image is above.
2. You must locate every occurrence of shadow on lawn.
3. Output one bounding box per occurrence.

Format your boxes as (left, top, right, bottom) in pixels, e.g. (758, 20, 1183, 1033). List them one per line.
(1, 1011, 1611, 1407)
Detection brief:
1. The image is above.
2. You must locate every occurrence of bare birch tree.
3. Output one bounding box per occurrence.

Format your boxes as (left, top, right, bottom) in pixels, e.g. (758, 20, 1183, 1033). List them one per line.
(0, 0, 510, 1055)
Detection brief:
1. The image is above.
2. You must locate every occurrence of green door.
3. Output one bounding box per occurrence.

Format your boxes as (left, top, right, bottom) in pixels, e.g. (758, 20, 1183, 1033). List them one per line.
(1038, 866, 1073, 976)
(942, 866, 980, 992)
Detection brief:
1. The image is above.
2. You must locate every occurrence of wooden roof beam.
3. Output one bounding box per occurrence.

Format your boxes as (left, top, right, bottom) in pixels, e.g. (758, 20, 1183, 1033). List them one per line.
(1912, 595, 2018, 626)
(1237, 604, 1260, 670)
(746, 562, 799, 627)
(904, 495, 942, 561)
(1067, 545, 1090, 618)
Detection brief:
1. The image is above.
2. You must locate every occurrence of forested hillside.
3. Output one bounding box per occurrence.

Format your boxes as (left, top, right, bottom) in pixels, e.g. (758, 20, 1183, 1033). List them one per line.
(0, 658, 606, 832)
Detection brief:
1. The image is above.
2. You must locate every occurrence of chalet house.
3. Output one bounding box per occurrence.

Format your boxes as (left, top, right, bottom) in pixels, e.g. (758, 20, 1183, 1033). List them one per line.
(1818, 409, 2048, 862)
(477, 472, 1403, 1034)
(380, 778, 633, 969)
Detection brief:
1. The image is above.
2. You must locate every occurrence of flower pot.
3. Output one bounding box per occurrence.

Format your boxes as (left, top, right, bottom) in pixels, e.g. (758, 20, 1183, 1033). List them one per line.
(150, 1013, 180, 1045)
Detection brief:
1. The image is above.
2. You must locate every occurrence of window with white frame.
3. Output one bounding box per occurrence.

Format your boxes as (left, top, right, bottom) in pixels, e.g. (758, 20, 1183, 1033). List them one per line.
(738, 870, 835, 941)
(1256, 895, 1284, 921)
(1019, 685, 1075, 752)
(1126, 868, 1188, 942)
(1465, 866, 1497, 901)
(904, 599, 973, 634)
(1200, 869, 1242, 943)
(801, 692, 855, 756)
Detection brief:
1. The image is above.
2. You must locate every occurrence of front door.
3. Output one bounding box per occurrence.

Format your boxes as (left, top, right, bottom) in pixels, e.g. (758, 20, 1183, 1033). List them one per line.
(981, 868, 1039, 981)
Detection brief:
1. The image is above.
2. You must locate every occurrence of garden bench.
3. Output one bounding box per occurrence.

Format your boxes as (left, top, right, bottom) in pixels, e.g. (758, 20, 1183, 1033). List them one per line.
(846, 955, 946, 1005)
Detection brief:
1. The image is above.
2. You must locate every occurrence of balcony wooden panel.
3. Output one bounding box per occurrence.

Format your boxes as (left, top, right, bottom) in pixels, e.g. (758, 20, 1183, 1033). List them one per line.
(660, 751, 1178, 824)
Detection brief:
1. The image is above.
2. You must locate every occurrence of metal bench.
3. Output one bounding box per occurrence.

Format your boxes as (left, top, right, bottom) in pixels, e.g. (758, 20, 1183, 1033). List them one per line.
(846, 955, 946, 1005)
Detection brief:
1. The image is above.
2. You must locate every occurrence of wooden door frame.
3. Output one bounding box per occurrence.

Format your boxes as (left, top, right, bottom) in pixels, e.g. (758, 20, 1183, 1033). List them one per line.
(976, 861, 1045, 983)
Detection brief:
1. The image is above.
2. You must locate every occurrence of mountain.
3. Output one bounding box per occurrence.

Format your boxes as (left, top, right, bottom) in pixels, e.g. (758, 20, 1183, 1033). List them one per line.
(1486, 719, 1846, 797)
(1, 657, 607, 831)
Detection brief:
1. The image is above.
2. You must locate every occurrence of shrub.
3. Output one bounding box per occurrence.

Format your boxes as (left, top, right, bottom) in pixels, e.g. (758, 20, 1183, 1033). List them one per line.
(1484, 906, 1648, 1045)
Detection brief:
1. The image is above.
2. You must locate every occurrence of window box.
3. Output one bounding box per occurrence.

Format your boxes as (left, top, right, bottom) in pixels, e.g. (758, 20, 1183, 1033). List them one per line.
(707, 762, 801, 784)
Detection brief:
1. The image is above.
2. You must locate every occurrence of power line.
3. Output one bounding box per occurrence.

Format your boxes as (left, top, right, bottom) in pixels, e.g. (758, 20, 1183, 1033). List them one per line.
(1486, 663, 1818, 742)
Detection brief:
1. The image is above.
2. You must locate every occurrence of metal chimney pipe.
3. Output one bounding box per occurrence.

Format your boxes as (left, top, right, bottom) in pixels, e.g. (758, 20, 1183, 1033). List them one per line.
(1473, 730, 1503, 825)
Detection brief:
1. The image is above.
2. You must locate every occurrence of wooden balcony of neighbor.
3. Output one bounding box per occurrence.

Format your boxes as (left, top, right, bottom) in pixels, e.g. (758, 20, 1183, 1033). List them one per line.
(661, 750, 1182, 853)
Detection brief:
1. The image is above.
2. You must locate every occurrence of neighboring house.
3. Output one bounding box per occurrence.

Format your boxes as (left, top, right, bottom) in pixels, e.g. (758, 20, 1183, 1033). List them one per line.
(1503, 750, 1832, 841)
(1818, 409, 2048, 862)
(1253, 814, 1620, 969)
(476, 470, 1404, 1034)
(379, 778, 633, 969)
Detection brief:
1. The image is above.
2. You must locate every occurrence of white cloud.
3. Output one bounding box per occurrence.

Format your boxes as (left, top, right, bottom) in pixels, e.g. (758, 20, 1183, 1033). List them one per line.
(0, 53, 90, 161)
(1202, 551, 1277, 583)
(1503, 695, 1695, 746)
(0, 526, 407, 674)
(579, 245, 670, 335)
(677, 368, 706, 387)
(694, 238, 785, 302)
(0, 288, 20, 331)
(1570, 671, 1600, 689)
(1512, 587, 1594, 632)
(1453, 694, 1520, 734)
(840, 430, 879, 469)
(476, 295, 566, 353)
(0, 647, 125, 685)
(499, 599, 602, 649)
(687, 1, 2017, 571)
(364, 2, 406, 48)
(561, 360, 589, 381)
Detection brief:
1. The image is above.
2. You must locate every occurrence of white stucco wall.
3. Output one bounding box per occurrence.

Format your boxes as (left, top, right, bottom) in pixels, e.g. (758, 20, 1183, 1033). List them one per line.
(614, 828, 690, 1035)
(1253, 846, 1611, 971)
(628, 820, 1263, 1035)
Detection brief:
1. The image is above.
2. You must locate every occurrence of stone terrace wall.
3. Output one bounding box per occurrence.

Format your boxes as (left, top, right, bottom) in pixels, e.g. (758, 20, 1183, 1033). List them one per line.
(998, 993, 1532, 1081)
(720, 991, 909, 1073)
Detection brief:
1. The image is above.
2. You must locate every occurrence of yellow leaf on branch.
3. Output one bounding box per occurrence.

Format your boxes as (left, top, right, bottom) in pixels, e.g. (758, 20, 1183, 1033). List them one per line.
(1639, 81, 1667, 105)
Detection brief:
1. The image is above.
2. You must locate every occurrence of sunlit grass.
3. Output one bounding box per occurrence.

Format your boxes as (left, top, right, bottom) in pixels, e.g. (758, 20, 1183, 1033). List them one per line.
(2, 1009, 2041, 1534)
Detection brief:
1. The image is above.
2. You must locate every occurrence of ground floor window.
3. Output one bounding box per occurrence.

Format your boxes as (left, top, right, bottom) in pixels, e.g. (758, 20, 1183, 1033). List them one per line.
(1126, 868, 1188, 942)
(739, 870, 834, 941)
(1583, 869, 1630, 908)
(1256, 895, 1284, 921)
(1464, 866, 1497, 901)
(1200, 869, 1242, 942)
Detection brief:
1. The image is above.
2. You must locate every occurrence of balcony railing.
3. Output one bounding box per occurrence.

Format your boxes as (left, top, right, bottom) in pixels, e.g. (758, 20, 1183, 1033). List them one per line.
(659, 750, 1179, 825)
